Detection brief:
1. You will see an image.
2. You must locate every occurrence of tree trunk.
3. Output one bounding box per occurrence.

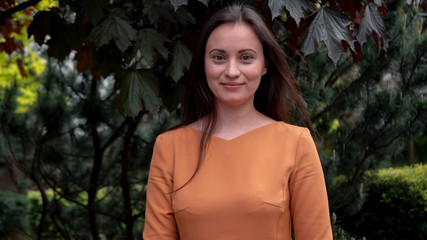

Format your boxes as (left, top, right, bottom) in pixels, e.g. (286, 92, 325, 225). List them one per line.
(120, 114, 143, 239)
(88, 126, 103, 240)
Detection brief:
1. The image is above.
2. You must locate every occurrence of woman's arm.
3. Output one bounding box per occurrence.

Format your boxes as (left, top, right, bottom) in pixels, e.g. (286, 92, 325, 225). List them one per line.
(143, 135, 179, 240)
(289, 129, 333, 240)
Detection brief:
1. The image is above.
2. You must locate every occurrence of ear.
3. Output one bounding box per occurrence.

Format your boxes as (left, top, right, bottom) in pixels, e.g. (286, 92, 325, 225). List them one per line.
(262, 59, 268, 76)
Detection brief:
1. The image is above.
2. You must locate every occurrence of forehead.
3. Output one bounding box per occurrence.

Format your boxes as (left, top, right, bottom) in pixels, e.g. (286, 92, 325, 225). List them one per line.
(205, 22, 263, 50)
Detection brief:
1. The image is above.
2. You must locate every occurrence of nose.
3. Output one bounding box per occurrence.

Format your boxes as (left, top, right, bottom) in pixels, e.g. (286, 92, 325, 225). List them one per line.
(224, 60, 240, 78)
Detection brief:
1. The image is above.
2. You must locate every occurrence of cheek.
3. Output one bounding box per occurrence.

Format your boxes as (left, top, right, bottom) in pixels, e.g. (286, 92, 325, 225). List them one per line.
(242, 66, 264, 81)
(204, 62, 222, 81)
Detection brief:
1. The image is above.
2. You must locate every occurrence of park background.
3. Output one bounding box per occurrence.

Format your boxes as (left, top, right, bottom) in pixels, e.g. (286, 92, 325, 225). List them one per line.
(0, 0, 426, 239)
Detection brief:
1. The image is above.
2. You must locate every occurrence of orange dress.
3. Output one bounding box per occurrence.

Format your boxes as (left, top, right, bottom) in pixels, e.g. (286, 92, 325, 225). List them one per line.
(143, 122, 332, 240)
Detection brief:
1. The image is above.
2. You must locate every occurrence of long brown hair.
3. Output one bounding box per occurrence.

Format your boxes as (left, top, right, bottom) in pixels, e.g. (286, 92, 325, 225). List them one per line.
(176, 4, 313, 189)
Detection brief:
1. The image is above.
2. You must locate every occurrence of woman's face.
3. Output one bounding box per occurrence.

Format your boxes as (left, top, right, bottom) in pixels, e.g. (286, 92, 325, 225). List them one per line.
(204, 22, 267, 108)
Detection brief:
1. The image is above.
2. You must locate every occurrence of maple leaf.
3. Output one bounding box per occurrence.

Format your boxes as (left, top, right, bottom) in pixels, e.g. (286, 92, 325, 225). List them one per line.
(74, 46, 94, 73)
(333, 0, 362, 22)
(197, 0, 208, 6)
(80, 0, 107, 25)
(16, 58, 28, 78)
(301, 7, 356, 64)
(169, 0, 208, 10)
(88, 15, 137, 53)
(136, 28, 170, 65)
(167, 41, 192, 82)
(176, 7, 196, 26)
(115, 70, 162, 116)
(268, 0, 315, 25)
(46, 24, 82, 61)
(356, 2, 389, 53)
(27, 11, 63, 45)
(170, 0, 187, 10)
(143, 1, 174, 28)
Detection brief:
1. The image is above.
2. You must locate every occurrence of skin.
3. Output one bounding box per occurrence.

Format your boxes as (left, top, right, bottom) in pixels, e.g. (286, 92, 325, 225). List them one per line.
(190, 22, 274, 140)
(204, 22, 267, 109)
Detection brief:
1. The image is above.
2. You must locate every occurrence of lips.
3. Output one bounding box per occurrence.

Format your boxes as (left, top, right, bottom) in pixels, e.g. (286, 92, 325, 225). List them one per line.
(221, 82, 245, 90)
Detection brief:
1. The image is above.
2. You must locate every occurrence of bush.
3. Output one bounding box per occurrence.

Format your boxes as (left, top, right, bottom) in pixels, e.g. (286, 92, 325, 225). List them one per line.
(341, 164, 427, 240)
(0, 191, 28, 239)
(331, 212, 366, 240)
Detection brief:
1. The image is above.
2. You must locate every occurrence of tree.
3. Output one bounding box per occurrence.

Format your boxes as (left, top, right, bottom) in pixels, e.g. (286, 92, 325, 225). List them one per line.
(1, 0, 392, 116)
(0, 0, 426, 239)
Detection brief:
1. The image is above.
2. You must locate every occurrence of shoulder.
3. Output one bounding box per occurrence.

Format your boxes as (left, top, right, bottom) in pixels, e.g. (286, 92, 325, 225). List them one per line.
(155, 126, 200, 148)
(156, 126, 188, 142)
(274, 121, 311, 140)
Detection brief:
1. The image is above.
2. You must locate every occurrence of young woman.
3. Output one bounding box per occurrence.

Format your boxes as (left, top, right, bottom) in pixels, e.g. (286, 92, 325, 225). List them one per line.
(143, 4, 332, 240)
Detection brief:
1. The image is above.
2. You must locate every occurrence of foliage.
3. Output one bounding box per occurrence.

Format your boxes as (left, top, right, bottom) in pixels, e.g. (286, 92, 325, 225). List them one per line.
(0, 0, 426, 239)
(0, 191, 28, 239)
(339, 164, 427, 240)
(0, 1, 47, 113)
(26, 188, 146, 240)
(0, 55, 180, 239)
(1, 0, 391, 117)
(415, 135, 427, 163)
(293, 0, 427, 218)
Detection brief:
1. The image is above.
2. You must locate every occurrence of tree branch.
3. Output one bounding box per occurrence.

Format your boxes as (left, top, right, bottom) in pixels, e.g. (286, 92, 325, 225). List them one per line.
(0, 0, 41, 23)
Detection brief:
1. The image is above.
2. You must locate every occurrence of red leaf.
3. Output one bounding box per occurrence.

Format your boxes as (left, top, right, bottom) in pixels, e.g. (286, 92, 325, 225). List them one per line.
(74, 46, 93, 73)
(377, 5, 387, 17)
(74, 46, 102, 79)
(335, 0, 363, 22)
(284, 11, 316, 56)
(354, 41, 362, 58)
(342, 40, 361, 63)
(372, 31, 380, 52)
(16, 58, 28, 78)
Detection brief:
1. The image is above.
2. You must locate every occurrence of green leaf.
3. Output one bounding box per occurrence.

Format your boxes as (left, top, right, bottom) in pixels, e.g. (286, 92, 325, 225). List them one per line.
(27, 11, 64, 45)
(268, 0, 314, 24)
(167, 41, 193, 82)
(162, 80, 185, 112)
(356, 2, 389, 52)
(115, 70, 162, 116)
(197, 0, 208, 6)
(47, 24, 82, 61)
(176, 7, 196, 26)
(88, 16, 137, 52)
(136, 29, 169, 65)
(143, 1, 175, 28)
(170, 0, 187, 11)
(301, 7, 355, 65)
(80, 0, 107, 25)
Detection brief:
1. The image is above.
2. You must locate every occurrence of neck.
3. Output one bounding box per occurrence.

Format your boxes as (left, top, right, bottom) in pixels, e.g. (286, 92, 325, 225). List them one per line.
(211, 101, 274, 139)
(215, 102, 258, 129)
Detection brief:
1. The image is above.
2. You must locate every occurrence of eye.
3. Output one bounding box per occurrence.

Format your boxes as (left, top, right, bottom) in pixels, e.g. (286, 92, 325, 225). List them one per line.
(211, 55, 226, 63)
(240, 54, 254, 62)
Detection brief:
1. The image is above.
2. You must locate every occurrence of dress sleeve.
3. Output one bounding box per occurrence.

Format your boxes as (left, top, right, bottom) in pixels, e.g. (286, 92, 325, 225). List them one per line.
(143, 135, 179, 240)
(289, 129, 333, 240)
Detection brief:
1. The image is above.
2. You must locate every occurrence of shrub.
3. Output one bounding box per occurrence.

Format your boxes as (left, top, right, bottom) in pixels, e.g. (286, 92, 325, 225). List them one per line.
(341, 164, 427, 240)
(0, 191, 28, 239)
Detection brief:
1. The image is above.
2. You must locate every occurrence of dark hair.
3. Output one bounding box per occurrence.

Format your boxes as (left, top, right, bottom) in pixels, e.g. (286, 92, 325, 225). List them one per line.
(176, 4, 313, 189)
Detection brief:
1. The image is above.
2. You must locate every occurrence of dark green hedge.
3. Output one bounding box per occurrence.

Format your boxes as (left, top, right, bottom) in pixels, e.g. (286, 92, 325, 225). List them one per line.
(342, 164, 427, 240)
(0, 191, 28, 239)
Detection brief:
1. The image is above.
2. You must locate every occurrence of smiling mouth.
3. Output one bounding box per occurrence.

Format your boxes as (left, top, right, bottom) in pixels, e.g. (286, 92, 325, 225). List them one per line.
(221, 82, 244, 86)
(221, 82, 244, 90)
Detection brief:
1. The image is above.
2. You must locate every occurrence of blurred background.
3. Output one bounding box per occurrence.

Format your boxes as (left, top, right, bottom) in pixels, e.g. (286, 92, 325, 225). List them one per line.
(0, 0, 426, 239)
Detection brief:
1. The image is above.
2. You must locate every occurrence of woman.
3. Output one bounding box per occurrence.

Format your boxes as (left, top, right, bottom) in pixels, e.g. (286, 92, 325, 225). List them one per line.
(143, 4, 332, 240)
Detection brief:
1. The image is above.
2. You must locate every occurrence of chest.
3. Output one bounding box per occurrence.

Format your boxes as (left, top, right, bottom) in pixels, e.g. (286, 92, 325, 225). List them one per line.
(172, 141, 295, 217)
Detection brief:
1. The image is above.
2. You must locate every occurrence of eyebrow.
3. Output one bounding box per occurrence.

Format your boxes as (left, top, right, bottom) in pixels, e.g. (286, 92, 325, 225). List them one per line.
(208, 48, 257, 54)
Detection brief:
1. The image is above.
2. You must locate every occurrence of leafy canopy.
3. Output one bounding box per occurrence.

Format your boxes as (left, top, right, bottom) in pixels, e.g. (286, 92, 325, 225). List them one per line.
(0, 0, 390, 116)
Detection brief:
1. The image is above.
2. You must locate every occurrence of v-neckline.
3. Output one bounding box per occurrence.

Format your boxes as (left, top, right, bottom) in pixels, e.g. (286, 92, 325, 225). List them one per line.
(185, 121, 280, 142)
